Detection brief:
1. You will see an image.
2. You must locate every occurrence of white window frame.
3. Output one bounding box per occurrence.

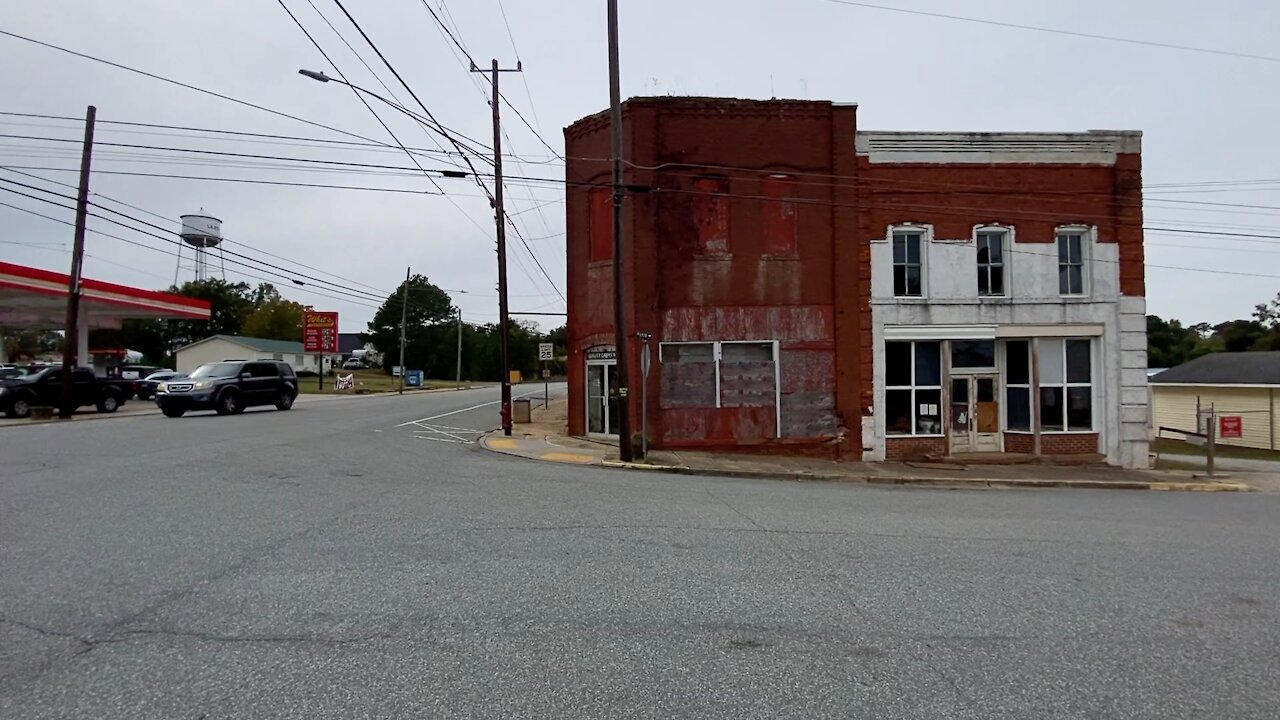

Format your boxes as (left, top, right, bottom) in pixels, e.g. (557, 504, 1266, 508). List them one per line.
(884, 340, 944, 437)
(1038, 337, 1095, 433)
(1055, 225, 1092, 297)
(659, 341, 781, 427)
(974, 224, 1012, 298)
(888, 224, 930, 298)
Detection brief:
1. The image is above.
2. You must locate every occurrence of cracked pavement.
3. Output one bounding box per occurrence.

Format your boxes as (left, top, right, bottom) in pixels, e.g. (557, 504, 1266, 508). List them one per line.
(2, 385, 1278, 718)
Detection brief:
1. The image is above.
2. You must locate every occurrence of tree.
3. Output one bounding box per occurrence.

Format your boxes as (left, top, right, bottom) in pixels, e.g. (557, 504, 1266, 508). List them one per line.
(1146, 315, 1209, 368)
(240, 284, 306, 342)
(367, 275, 455, 374)
(166, 278, 253, 349)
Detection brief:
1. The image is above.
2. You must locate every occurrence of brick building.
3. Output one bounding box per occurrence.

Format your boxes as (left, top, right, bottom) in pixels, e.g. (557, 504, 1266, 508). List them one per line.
(564, 97, 1148, 468)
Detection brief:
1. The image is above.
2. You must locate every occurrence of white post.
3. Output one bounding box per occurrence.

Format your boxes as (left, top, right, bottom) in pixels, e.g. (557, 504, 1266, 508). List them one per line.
(77, 322, 90, 370)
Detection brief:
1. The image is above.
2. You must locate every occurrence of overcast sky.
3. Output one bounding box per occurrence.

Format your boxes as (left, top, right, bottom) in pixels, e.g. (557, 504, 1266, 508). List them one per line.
(3, 0, 1279, 333)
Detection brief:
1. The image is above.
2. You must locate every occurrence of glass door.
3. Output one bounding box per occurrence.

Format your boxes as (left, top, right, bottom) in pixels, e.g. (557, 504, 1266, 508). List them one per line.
(587, 364, 606, 434)
(587, 362, 618, 436)
(949, 375, 1002, 453)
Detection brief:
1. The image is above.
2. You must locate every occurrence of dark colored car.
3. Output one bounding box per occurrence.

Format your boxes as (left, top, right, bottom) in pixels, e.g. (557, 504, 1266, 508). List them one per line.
(155, 360, 298, 418)
(0, 367, 128, 418)
(134, 370, 183, 401)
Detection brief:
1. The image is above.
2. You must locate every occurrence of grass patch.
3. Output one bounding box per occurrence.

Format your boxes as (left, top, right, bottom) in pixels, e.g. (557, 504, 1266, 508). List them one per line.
(1152, 437, 1280, 462)
(297, 369, 466, 395)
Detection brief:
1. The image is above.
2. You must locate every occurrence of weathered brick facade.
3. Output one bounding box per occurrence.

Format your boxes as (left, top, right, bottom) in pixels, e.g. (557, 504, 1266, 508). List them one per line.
(564, 97, 1146, 466)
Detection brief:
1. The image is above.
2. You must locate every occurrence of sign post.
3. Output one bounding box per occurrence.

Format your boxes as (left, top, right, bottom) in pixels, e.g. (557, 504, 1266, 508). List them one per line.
(303, 311, 339, 391)
(637, 332, 652, 458)
(538, 342, 553, 408)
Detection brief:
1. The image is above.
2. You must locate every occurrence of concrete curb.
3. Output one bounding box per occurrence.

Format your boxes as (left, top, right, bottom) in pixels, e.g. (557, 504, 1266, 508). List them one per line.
(598, 460, 1251, 492)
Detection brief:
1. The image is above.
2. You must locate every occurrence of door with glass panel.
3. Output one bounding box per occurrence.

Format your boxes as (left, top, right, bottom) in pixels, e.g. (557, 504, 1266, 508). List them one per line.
(949, 375, 1001, 453)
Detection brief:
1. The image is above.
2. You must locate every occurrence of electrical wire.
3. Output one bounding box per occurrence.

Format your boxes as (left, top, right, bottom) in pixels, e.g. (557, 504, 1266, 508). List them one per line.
(277, 0, 445, 194)
(0, 29, 390, 145)
(823, 0, 1280, 64)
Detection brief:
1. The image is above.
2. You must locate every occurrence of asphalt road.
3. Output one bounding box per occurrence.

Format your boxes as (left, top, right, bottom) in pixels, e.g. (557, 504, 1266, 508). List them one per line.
(2, 385, 1277, 719)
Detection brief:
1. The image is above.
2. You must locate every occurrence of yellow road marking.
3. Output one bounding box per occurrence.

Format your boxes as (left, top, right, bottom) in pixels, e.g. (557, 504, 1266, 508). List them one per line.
(488, 439, 517, 449)
(541, 452, 595, 464)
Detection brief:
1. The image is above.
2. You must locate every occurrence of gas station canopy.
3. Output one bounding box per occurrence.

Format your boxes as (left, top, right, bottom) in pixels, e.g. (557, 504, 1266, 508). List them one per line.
(0, 261, 211, 329)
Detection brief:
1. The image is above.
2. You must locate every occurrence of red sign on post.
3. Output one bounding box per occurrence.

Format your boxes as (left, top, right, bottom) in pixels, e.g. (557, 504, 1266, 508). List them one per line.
(303, 311, 339, 353)
(1219, 416, 1243, 439)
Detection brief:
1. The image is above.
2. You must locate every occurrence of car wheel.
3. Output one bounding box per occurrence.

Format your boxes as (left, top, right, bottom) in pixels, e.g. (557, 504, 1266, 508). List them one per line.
(275, 392, 295, 411)
(215, 391, 241, 416)
(161, 406, 186, 418)
(97, 395, 120, 414)
(8, 399, 31, 419)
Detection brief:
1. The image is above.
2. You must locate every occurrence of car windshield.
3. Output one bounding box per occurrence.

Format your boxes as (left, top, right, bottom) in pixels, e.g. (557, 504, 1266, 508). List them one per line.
(189, 363, 240, 379)
(145, 371, 178, 381)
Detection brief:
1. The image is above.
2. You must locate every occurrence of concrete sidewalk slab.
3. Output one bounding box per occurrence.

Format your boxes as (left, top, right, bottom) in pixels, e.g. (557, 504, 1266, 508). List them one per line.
(487, 395, 1252, 492)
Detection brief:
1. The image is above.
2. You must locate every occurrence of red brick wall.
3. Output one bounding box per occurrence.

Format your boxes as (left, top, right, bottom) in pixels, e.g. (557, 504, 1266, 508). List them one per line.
(565, 98, 864, 454)
(884, 436, 948, 460)
(1004, 433, 1035, 454)
(1042, 433, 1101, 455)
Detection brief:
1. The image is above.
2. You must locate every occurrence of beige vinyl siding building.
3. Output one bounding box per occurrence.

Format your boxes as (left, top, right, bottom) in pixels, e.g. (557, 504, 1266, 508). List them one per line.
(174, 335, 319, 376)
(1150, 352, 1280, 451)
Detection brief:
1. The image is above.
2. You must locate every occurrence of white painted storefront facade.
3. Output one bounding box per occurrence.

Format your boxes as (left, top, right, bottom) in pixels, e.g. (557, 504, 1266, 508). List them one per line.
(861, 133, 1149, 468)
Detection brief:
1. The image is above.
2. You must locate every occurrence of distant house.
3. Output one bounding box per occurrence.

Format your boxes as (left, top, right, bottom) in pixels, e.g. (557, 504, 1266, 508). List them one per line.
(1150, 352, 1279, 451)
(174, 335, 319, 376)
(338, 332, 380, 366)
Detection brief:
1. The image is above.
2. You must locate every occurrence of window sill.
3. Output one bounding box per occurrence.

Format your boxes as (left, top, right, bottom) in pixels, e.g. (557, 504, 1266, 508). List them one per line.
(693, 253, 733, 261)
(886, 434, 946, 439)
(891, 295, 929, 302)
(587, 259, 614, 269)
(761, 254, 801, 261)
(1041, 430, 1097, 435)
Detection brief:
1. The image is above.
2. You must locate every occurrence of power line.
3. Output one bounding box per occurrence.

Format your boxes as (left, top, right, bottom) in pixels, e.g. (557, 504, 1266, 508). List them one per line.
(0, 179, 389, 302)
(823, 0, 1280, 64)
(415, 0, 563, 159)
(0, 193, 384, 308)
(329, 0, 491, 193)
(277, 0, 446, 194)
(0, 29, 390, 145)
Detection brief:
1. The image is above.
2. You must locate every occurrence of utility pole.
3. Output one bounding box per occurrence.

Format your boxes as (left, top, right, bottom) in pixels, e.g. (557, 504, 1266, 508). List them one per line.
(398, 265, 409, 395)
(472, 58, 522, 436)
(60, 105, 96, 420)
(456, 308, 463, 390)
(608, 0, 634, 461)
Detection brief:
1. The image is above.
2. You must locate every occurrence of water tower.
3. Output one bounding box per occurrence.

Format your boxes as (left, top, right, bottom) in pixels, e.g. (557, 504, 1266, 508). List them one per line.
(176, 212, 225, 283)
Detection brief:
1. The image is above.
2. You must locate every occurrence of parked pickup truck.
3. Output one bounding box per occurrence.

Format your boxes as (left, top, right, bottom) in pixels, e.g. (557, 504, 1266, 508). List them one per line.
(0, 367, 131, 418)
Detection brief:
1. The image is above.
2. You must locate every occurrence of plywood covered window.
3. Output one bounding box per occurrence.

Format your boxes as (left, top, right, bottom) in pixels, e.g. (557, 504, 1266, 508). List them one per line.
(588, 187, 613, 262)
(761, 174, 798, 255)
(660, 341, 779, 411)
(693, 176, 730, 254)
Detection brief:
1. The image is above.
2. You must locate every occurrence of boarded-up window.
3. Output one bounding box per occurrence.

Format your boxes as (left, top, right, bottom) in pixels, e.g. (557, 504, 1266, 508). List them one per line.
(761, 174, 798, 255)
(719, 342, 777, 408)
(589, 187, 612, 261)
(660, 343, 716, 408)
(693, 176, 730, 254)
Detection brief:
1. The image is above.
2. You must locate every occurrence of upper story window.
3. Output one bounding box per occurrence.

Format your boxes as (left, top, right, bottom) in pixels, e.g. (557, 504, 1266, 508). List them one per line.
(588, 187, 613, 262)
(1057, 229, 1086, 295)
(892, 230, 924, 297)
(693, 176, 730, 255)
(761, 174, 798, 255)
(975, 229, 1007, 297)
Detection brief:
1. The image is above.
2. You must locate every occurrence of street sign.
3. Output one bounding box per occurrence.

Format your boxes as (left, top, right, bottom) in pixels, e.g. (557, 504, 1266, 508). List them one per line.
(303, 311, 339, 353)
(640, 343, 651, 378)
(1219, 416, 1243, 439)
(538, 342, 554, 361)
(542, 368, 551, 379)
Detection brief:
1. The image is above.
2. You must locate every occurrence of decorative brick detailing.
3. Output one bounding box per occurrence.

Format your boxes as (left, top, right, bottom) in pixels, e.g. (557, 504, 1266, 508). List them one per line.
(1003, 433, 1034, 454)
(885, 436, 948, 460)
(1041, 433, 1100, 455)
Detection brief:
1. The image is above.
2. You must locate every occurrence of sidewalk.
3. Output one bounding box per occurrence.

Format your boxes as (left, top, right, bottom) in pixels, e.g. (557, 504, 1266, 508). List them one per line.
(483, 395, 1256, 492)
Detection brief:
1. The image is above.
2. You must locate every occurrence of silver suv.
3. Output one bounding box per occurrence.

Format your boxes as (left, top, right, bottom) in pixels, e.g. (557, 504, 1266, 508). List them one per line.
(156, 360, 298, 418)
